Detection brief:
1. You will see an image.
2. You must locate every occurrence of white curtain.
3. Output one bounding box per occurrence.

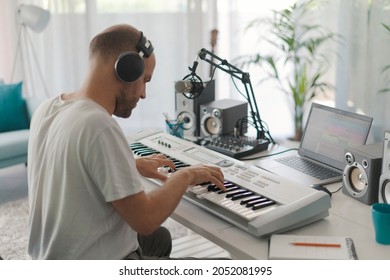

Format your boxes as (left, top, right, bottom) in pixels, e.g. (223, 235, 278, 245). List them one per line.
(0, 0, 295, 138)
(326, 0, 390, 142)
(347, 0, 390, 142)
(0, 0, 17, 83)
(2, 0, 388, 140)
(1, 0, 218, 135)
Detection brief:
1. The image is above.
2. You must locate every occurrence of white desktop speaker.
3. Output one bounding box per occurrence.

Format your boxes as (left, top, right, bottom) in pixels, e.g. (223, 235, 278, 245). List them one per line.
(175, 80, 215, 138)
(199, 99, 247, 137)
(342, 142, 383, 205)
(379, 131, 390, 203)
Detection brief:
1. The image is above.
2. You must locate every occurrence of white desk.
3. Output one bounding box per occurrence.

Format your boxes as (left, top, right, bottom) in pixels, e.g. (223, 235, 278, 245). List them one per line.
(139, 138, 390, 259)
(143, 178, 389, 259)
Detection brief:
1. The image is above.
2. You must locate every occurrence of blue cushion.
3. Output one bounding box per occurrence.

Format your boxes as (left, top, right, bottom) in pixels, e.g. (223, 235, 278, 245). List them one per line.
(0, 82, 29, 133)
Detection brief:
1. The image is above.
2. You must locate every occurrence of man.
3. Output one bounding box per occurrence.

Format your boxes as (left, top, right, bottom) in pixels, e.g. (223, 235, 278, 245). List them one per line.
(27, 24, 226, 259)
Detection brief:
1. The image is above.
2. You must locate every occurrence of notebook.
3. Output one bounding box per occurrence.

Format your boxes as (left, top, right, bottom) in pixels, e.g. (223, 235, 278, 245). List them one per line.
(256, 103, 373, 186)
(268, 234, 358, 260)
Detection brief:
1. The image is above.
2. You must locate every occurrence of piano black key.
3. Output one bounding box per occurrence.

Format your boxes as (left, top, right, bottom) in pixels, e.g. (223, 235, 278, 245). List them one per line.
(131, 145, 181, 165)
(136, 151, 159, 157)
(218, 183, 240, 194)
(231, 191, 254, 201)
(224, 182, 235, 188)
(133, 146, 160, 153)
(207, 184, 219, 192)
(240, 196, 263, 205)
(252, 200, 276, 211)
(130, 143, 190, 169)
(130, 145, 151, 150)
(132, 147, 158, 152)
(219, 186, 240, 194)
(174, 163, 190, 169)
(130, 144, 146, 148)
(207, 183, 243, 197)
(129, 142, 144, 147)
(163, 157, 188, 169)
(226, 189, 248, 198)
(245, 198, 268, 207)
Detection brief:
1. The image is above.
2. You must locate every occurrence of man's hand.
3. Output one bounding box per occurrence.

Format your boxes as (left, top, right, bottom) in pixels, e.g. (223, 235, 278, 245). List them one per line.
(173, 164, 226, 192)
(135, 154, 176, 181)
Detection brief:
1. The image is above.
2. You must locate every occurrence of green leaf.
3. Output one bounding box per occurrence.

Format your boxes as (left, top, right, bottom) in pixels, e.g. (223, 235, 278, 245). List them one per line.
(238, 0, 340, 116)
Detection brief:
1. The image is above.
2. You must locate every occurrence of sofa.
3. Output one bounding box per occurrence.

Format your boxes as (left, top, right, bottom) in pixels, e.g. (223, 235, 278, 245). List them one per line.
(0, 81, 44, 169)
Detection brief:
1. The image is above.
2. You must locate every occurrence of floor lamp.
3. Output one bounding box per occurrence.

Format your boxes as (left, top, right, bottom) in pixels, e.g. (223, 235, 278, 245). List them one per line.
(11, 4, 50, 97)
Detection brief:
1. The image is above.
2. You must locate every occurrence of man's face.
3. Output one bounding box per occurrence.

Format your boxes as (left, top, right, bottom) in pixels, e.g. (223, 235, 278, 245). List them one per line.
(113, 53, 156, 118)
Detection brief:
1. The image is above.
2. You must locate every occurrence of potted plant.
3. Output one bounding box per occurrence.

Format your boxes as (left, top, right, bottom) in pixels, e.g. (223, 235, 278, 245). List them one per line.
(237, 0, 340, 140)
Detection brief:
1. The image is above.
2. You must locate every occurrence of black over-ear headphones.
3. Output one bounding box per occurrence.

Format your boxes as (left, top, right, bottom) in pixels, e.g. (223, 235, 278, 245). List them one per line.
(114, 31, 154, 83)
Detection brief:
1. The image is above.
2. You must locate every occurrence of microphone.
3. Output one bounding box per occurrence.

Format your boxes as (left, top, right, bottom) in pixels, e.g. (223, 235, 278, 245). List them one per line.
(175, 80, 207, 94)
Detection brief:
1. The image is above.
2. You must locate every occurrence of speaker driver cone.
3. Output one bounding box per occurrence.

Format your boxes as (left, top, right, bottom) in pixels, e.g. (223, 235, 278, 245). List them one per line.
(177, 112, 194, 132)
(204, 117, 221, 135)
(381, 179, 390, 203)
(348, 166, 367, 192)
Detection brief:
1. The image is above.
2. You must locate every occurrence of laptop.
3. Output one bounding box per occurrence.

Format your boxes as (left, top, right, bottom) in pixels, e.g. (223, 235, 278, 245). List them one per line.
(256, 103, 373, 186)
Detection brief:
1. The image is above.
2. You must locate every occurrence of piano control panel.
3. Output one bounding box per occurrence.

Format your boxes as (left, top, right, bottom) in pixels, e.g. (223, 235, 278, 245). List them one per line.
(128, 130, 331, 237)
(146, 134, 236, 168)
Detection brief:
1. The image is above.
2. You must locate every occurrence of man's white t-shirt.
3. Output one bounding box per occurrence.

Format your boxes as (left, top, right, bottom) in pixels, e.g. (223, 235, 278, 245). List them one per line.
(27, 96, 144, 259)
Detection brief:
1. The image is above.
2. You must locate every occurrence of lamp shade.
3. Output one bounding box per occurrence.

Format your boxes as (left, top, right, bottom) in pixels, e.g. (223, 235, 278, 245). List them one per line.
(18, 4, 50, 33)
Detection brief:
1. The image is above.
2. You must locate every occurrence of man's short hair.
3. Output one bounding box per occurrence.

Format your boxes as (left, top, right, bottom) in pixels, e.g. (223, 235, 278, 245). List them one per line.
(89, 25, 139, 61)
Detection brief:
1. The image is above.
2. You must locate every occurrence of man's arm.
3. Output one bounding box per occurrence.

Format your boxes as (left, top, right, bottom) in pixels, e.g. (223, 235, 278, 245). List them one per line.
(111, 165, 225, 235)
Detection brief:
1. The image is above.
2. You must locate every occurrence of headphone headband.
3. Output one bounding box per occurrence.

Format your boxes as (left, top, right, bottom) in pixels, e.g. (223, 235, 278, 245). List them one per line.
(136, 31, 154, 58)
(114, 31, 154, 83)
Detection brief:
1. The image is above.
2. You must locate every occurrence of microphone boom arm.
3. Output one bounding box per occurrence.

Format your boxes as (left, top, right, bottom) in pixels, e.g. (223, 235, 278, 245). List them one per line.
(197, 48, 274, 142)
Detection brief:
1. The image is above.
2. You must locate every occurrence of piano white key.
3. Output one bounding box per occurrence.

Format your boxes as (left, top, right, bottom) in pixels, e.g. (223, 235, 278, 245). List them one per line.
(198, 192, 226, 203)
(197, 191, 277, 220)
(227, 202, 248, 212)
(220, 200, 239, 209)
(190, 185, 209, 195)
(225, 189, 246, 197)
(202, 194, 245, 213)
(226, 199, 275, 218)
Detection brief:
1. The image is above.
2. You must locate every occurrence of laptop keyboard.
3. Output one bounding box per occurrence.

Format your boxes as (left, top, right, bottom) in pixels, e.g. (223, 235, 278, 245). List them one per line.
(275, 155, 341, 180)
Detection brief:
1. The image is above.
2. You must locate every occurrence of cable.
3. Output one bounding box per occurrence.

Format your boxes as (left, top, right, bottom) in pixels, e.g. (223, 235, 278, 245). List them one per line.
(330, 184, 343, 194)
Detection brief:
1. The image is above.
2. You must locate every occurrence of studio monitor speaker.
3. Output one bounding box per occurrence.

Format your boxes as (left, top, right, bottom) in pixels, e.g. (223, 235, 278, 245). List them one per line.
(200, 99, 248, 138)
(379, 131, 390, 203)
(342, 142, 383, 205)
(175, 80, 215, 139)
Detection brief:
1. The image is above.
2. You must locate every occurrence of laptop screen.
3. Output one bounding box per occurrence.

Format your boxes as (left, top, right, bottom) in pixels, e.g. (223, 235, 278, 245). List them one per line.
(299, 103, 373, 170)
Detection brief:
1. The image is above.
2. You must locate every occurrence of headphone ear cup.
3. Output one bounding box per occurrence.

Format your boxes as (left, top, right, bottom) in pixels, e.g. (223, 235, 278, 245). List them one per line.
(115, 52, 145, 83)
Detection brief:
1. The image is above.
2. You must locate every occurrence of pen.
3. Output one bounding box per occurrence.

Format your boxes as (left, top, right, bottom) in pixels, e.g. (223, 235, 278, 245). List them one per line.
(290, 242, 341, 248)
(163, 112, 170, 122)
